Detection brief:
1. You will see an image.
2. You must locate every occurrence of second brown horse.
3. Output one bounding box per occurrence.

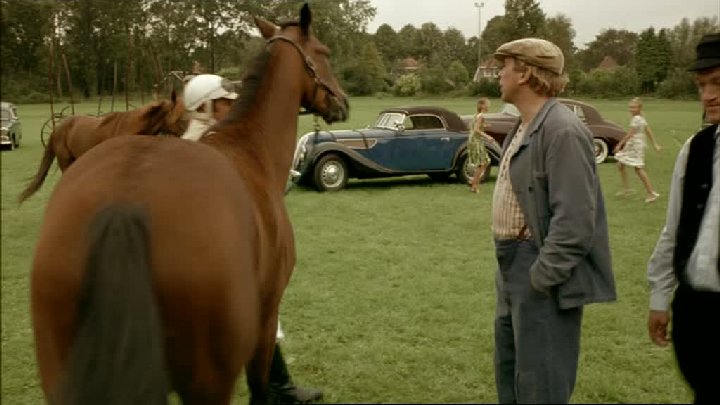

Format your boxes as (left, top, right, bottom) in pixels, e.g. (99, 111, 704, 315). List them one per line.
(18, 92, 187, 203)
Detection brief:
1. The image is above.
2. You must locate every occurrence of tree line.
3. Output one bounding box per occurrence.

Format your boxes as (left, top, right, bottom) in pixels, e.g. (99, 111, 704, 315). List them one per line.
(1, 0, 717, 104)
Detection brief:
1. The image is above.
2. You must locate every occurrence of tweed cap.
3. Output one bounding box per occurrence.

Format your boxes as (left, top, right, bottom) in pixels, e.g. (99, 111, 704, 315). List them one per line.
(689, 32, 720, 72)
(494, 38, 564, 75)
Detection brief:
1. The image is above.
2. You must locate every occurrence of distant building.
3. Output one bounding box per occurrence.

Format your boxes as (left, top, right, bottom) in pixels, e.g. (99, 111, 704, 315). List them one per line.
(473, 57, 500, 81)
(594, 55, 619, 72)
(393, 57, 420, 76)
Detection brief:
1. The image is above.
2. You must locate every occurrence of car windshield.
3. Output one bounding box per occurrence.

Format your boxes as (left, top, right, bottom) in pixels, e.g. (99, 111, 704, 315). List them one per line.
(1, 109, 11, 121)
(500, 103, 520, 117)
(373, 112, 406, 129)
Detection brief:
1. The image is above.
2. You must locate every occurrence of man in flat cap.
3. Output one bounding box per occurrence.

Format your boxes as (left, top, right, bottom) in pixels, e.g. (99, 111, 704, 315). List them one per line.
(647, 32, 720, 404)
(489, 38, 615, 403)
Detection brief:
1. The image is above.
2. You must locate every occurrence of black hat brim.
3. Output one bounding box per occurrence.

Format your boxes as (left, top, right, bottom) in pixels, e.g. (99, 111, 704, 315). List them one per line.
(689, 57, 720, 72)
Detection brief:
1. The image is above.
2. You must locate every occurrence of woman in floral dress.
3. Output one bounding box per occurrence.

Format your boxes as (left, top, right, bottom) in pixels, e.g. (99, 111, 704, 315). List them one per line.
(467, 97, 492, 193)
(614, 97, 662, 203)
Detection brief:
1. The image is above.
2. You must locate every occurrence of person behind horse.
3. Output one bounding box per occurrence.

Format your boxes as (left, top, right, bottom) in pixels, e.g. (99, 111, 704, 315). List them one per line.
(182, 73, 323, 404)
(467, 97, 492, 193)
(490, 38, 616, 403)
(181, 74, 238, 141)
(646, 32, 720, 404)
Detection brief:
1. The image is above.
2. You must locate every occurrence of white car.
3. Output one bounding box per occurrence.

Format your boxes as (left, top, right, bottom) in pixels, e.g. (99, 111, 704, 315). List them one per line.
(1, 101, 22, 150)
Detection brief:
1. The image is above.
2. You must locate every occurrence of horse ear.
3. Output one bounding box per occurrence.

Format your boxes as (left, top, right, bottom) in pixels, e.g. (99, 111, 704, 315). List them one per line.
(254, 16, 278, 39)
(299, 2, 311, 37)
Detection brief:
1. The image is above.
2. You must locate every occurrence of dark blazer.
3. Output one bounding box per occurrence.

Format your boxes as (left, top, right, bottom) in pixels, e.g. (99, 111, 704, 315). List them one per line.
(502, 98, 616, 309)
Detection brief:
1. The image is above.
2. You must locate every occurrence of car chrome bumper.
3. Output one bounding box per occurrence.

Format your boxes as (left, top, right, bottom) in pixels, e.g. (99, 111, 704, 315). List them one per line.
(290, 133, 312, 183)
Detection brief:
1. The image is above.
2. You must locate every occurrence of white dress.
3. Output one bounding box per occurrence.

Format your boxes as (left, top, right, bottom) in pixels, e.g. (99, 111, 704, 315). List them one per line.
(615, 115, 647, 167)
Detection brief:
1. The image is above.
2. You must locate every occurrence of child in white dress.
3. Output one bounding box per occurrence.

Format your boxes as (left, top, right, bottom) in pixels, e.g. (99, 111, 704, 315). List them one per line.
(614, 97, 662, 203)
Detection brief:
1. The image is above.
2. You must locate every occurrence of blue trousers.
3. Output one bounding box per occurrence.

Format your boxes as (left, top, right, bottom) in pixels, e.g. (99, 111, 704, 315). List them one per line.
(493, 239, 583, 404)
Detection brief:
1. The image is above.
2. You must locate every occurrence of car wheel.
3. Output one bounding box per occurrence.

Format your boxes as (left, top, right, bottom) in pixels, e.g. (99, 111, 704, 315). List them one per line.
(456, 153, 476, 185)
(12, 135, 19, 149)
(313, 154, 348, 192)
(593, 138, 609, 164)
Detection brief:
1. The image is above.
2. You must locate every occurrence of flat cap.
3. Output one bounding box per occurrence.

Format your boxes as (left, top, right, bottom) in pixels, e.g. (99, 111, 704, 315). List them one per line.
(689, 32, 720, 72)
(494, 38, 564, 75)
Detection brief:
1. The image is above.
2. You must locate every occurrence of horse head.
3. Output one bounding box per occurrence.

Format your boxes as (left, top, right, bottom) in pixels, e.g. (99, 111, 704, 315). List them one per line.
(142, 90, 189, 136)
(254, 3, 349, 124)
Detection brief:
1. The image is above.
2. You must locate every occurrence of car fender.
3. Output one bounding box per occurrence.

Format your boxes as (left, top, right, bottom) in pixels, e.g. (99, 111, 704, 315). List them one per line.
(307, 142, 397, 176)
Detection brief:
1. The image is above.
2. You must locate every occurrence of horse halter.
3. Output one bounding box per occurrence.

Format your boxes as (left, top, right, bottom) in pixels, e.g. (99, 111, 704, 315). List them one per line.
(265, 34, 342, 116)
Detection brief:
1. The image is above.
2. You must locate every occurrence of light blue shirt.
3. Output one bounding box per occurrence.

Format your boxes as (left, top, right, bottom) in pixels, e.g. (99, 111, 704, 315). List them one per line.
(647, 126, 720, 311)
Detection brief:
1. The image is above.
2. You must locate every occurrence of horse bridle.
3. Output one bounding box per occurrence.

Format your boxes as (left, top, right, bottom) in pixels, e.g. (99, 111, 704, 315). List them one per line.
(265, 34, 342, 117)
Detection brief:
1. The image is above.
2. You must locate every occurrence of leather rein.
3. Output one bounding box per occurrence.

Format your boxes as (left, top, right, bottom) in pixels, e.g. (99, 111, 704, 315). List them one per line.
(265, 34, 340, 117)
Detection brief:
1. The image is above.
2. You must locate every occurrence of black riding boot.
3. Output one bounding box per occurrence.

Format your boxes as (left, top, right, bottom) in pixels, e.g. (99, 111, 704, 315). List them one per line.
(269, 345, 323, 404)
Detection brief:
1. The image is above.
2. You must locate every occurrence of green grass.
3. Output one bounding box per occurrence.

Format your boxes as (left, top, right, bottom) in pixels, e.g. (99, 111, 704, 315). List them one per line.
(1, 96, 704, 403)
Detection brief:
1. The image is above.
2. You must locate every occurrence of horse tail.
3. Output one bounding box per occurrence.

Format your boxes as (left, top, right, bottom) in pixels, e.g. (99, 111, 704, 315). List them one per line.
(17, 127, 60, 203)
(57, 204, 168, 405)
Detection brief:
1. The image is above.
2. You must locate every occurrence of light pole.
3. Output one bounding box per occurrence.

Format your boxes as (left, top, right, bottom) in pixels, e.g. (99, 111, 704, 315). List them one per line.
(474, 2, 485, 77)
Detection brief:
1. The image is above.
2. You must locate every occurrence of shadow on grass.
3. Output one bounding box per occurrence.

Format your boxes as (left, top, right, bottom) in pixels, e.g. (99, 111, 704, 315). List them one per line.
(293, 174, 498, 193)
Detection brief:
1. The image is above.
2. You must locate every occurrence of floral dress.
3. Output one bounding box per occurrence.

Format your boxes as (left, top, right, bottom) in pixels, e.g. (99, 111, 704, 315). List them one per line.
(467, 113, 490, 167)
(615, 115, 647, 167)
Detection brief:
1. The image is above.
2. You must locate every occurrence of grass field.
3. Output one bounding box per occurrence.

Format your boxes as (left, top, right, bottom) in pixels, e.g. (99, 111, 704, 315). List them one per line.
(1, 96, 705, 403)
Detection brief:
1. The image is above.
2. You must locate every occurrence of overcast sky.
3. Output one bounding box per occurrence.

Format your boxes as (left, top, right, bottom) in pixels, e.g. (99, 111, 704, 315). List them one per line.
(366, 0, 719, 48)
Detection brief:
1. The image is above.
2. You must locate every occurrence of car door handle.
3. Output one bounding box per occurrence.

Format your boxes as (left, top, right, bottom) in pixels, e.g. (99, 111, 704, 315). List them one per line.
(441, 137, 450, 141)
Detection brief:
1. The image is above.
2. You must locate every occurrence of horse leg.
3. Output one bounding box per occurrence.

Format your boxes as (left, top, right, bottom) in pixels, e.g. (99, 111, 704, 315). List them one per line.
(246, 312, 280, 405)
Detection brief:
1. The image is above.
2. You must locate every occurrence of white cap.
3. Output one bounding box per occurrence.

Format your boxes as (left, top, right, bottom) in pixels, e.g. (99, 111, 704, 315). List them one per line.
(183, 74, 239, 111)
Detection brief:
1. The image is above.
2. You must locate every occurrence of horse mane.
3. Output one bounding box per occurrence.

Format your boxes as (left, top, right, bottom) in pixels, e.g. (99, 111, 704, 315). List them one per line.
(221, 20, 300, 123)
(223, 50, 270, 122)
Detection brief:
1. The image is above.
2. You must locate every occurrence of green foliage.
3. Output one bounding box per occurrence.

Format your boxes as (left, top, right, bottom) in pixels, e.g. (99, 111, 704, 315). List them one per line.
(656, 68, 699, 99)
(392, 74, 421, 97)
(574, 67, 640, 97)
(466, 78, 501, 97)
(542, 14, 577, 71)
(635, 28, 672, 93)
(373, 23, 398, 68)
(480, 16, 508, 60)
(667, 17, 720, 70)
(577, 29, 639, 71)
(446, 61, 470, 89)
(342, 42, 387, 96)
(502, 0, 546, 39)
(419, 66, 454, 95)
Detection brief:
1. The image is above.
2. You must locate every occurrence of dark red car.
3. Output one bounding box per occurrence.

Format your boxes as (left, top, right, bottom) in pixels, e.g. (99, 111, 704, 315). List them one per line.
(462, 99, 625, 164)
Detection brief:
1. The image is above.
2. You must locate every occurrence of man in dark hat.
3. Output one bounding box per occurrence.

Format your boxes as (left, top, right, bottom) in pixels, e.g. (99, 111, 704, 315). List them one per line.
(647, 32, 720, 404)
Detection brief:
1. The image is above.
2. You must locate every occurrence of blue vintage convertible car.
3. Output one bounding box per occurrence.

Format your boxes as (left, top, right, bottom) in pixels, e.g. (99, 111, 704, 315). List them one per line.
(291, 106, 501, 191)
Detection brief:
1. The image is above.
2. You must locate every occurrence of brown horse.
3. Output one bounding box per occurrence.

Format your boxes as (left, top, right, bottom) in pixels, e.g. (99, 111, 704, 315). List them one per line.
(18, 92, 188, 203)
(30, 4, 347, 405)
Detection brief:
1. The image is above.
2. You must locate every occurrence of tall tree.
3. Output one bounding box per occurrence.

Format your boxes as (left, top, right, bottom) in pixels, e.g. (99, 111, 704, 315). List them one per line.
(635, 27, 671, 93)
(397, 24, 419, 59)
(501, 0, 546, 40)
(373, 23, 398, 68)
(479, 15, 507, 63)
(342, 41, 386, 95)
(667, 16, 720, 69)
(577, 29, 638, 71)
(415, 22, 444, 62)
(542, 14, 576, 71)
